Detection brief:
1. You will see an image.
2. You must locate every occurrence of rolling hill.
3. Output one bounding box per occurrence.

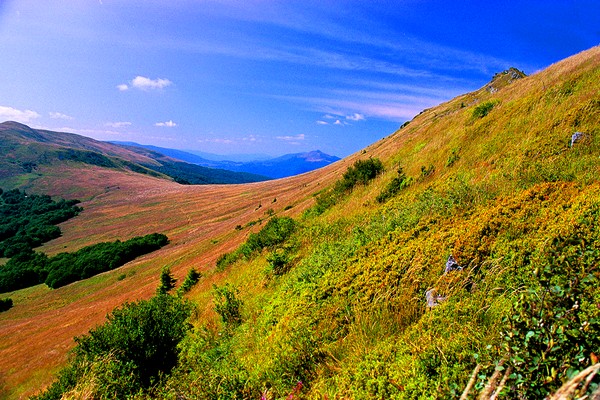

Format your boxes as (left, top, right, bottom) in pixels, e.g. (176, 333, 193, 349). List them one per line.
(109, 142, 341, 179)
(0, 46, 599, 399)
(0, 122, 269, 190)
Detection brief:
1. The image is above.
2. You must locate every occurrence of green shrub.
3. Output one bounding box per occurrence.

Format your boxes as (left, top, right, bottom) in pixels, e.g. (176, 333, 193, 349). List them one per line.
(0, 297, 12, 312)
(472, 100, 499, 118)
(306, 158, 384, 216)
(266, 248, 291, 276)
(213, 283, 243, 329)
(503, 233, 600, 398)
(156, 266, 176, 295)
(446, 147, 461, 167)
(178, 267, 201, 295)
(335, 158, 384, 193)
(34, 292, 193, 399)
(376, 166, 412, 203)
(216, 217, 296, 270)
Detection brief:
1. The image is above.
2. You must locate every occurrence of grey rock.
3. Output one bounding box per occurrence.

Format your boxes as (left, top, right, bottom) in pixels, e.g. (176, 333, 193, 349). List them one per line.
(445, 254, 463, 273)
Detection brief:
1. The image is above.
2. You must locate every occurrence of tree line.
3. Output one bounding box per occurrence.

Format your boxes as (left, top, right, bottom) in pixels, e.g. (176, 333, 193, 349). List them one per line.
(0, 233, 169, 293)
(0, 188, 82, 257)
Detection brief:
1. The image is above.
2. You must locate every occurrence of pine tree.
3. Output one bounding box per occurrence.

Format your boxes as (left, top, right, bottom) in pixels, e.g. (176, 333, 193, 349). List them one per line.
(157, 266, 176, 295)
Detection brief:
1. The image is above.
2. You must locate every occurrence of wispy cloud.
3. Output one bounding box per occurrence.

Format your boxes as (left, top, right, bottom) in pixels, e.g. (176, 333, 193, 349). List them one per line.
(0, 106, 40, 123)
(346, 113, 365, 122)
(105, 121, 132, 128)
(317, 113, 364, 125)
(276, 87, 444, 121)
(276, 133, 305, 142)
(155, 120, 177, 127)
(49, 111, 73, 120)
(197, 137, 234, 144)
(118, 76, 172, 91)
(276, 133, 305, 145)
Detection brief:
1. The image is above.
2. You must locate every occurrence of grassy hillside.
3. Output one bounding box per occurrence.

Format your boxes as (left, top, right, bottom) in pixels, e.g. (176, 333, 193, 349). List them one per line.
(0, 122, 269, 188)
(1, 46, 599, 399)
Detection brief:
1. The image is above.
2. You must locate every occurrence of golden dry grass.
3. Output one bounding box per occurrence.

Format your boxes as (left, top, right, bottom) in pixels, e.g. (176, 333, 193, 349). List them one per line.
(0, 160, 347, 399)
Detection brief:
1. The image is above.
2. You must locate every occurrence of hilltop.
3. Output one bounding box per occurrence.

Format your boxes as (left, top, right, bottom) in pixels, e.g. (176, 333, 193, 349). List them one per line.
(0, 46, 599, 399)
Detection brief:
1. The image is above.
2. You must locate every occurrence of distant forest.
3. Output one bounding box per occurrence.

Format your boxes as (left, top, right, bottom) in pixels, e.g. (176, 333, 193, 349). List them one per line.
(0, 188, 82, 258)
(0, 188, 169, 295)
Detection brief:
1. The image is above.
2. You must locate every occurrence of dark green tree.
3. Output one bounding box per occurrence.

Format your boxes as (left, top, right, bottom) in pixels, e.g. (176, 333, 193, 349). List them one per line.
(157, 266, 176, 295)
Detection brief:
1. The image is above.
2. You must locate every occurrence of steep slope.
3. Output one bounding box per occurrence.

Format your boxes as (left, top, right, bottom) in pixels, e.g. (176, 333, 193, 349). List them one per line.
(0, 122, 269, 189)
(0, 46, 599, 399)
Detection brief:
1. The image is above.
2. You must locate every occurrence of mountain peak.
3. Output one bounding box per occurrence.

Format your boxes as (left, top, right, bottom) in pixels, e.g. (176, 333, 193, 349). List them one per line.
(0, 120, 38, 133)
(485, 67, 527, 93)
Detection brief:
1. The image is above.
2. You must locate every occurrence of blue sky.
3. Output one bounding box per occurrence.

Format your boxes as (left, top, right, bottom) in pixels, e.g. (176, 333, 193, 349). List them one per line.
(0, 1, 598, 158)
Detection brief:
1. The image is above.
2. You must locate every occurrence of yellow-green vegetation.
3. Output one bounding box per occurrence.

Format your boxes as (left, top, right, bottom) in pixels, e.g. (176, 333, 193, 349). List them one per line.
(19, 46, 600, 399)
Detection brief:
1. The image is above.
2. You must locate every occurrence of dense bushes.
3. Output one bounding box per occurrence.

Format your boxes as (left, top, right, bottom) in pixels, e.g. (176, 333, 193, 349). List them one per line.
(504, 225, 600, 397)
(0, 188, 81, 257)
(216, 216, 296, 270)
(0, 233, 169, 292)
(33, 283, 193, 399)
(45, 233, 169, 289)
(335, 157, 384, 192)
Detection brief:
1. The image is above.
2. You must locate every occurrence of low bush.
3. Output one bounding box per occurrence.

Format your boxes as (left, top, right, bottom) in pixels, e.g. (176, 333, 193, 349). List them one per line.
(216, 216, 296, 270)
(376, 166, 412, 203)
(471, 99, 499, 119)
(0, 297, 12, 312)
(306, 158, 384, 216)
(33, 279, 193, 399)
(213, 283, 243, 329)
(178, 267, 201, 295)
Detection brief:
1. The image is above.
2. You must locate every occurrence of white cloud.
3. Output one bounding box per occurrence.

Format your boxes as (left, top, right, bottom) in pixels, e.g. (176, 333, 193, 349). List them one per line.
(105, 121, 132, 128)
(334, 120, 343, 125)
(155, 120, 177, 127)
(131, 76, 172, 91)
(49, 112, 73, 120)
(316, 120, 328, 125)
(117, 76, 172, 92)
(346, 113, 365, 121)
(0, 106, 40, 123)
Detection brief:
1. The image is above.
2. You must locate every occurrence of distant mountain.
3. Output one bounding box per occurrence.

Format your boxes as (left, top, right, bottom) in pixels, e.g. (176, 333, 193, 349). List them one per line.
(0, 122, 270, 186)
(109, 142, 341, 179)
(224, 150, 341, 179)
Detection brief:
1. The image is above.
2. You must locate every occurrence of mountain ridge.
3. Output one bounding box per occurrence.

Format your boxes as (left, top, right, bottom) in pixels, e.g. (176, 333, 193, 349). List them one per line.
(0, 122, 270, 187)
(108, 141, 341, 179)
